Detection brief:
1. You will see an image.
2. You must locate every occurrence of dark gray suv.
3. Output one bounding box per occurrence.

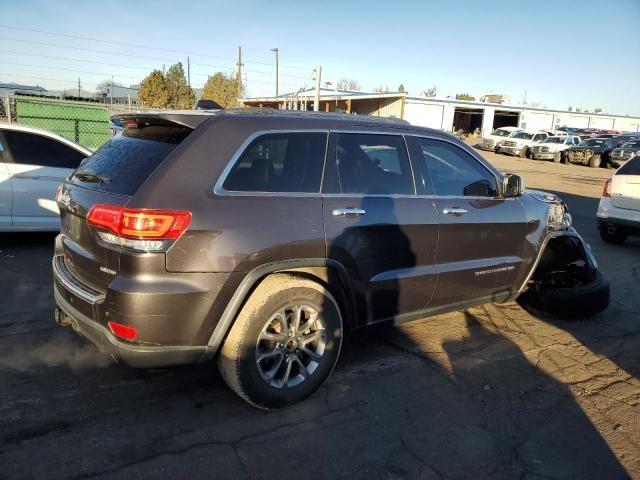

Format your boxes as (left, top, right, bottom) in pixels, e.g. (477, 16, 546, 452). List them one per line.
(53, 110, 609, 409)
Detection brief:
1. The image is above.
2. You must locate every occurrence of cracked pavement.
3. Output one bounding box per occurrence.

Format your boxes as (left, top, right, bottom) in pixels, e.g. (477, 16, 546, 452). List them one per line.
(1, 152, 638, 479)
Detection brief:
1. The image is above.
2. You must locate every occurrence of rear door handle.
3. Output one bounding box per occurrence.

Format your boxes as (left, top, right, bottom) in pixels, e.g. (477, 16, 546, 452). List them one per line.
(443, 207, 468, 216)
(333, 208, 366, 217)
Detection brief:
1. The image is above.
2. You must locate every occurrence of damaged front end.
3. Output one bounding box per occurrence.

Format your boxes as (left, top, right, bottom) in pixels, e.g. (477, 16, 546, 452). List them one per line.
(567, 149, 593, 164)
(517, 191, 610, 318)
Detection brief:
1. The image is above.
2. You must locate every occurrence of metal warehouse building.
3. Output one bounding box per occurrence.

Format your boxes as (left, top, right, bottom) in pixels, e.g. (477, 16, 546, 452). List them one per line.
(241, 89, 640, 134)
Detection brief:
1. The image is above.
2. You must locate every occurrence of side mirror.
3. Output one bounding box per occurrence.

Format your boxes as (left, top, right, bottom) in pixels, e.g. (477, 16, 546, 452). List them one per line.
(503, 173, 524, 197)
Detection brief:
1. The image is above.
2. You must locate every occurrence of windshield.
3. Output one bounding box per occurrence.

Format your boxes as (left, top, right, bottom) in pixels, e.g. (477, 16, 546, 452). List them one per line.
(542, 137, 565, 144)
(512, 132, 534, 140)
(577, 139, 606, 147)
(491, 129, 512, 137)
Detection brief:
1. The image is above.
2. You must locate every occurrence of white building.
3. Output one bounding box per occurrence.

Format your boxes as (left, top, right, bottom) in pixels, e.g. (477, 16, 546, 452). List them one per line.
(241, 89, 640, 134)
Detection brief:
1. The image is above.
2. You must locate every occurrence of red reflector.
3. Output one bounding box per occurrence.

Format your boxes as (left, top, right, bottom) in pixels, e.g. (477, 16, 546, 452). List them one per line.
(602, 178, 612, 198)
(87, 204, 191, 239)
(108, 321, 137, 340)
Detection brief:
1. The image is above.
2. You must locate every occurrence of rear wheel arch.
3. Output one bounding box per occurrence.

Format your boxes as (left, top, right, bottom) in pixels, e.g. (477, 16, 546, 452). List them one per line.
(205, 259, 358, 355)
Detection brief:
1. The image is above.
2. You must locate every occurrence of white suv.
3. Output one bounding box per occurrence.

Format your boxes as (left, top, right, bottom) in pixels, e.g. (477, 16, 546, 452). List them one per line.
(498, 131, 549, 157)
(530, 136, 582, 163)
(597, 157, 640, 244)
(478, 126, 523, 152)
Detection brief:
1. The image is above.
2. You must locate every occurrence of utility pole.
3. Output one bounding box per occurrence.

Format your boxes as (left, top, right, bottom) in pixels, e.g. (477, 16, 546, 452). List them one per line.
(270, 48, 279, 97)
(77, 77, 81, 98)
(187, 56, 191, 87)
(313, 65, 321, 112)
(111, 75, 114, 106)
(162, 64, 165, 75)
(237, 46, 244, 99)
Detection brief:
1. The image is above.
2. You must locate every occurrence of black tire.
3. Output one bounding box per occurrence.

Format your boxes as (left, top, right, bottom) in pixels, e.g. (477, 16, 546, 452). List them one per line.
(519, 147, 528, 158)
(538, 271, 610, 319)
(218, 274, 343, 409)
(526, 151, 533, 159)
(599, 227, 628, 245)
(589, 154, 601, 168)
(553, 152, 562, 163)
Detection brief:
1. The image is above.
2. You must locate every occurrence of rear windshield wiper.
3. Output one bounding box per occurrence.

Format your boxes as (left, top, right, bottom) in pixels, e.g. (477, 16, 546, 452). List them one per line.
(72, 172, 111, 183)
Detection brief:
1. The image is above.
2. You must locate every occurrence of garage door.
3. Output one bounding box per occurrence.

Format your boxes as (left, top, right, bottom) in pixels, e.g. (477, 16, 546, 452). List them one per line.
(524, 112, 553, 131)
(404, 103, 444, 129)
(591, 117, 614, 130)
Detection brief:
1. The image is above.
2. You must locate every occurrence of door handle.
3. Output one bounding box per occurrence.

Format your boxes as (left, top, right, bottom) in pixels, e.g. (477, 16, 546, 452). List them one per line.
(333, 208, 366, 217)
(443, 207, 468, 216)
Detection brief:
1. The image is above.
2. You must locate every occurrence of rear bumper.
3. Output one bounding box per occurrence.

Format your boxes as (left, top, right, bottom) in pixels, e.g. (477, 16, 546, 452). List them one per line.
(54, 283, 208, 367)
(597, 197, 640, 227)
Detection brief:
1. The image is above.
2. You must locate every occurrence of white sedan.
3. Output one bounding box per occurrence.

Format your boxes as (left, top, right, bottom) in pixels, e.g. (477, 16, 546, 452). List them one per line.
(0, 123, 91, 231)
(597, 157, 640, 244)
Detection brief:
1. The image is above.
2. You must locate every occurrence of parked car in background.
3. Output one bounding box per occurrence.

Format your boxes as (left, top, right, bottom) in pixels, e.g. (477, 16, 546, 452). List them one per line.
(498, 131, 549, 157)
(565, 137, 623, 168)
(0, 124, 91, 231)
(597, 157, 640, 244)
(53, 109, 607, 409)
(540, 129, 568, 137)
(477, 126, 522, 151)
(609, 140, 640, 168)
(530, 135, 582, 162)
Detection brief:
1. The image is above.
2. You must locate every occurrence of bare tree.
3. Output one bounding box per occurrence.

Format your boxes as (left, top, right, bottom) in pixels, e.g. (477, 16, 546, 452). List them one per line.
(337, 78, 361, 91)
(424, 86, 437, 97)
(372, 85, 389, 93)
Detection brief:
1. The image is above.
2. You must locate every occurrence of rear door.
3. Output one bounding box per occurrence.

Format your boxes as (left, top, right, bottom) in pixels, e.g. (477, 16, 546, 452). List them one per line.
(611, 158, 640, 212)
(322, 132, 439, 325)
(0, 135, 11, 228)
(2, 129, 87, 229)
(411, 136, 527, 306)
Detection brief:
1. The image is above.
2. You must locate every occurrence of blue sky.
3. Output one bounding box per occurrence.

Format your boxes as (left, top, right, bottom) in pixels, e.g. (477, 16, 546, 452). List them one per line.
(1, 0, 638, 115)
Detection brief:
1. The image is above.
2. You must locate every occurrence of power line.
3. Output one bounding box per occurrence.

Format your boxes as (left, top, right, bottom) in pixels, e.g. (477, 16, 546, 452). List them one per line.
(0, 25, 310, 70)
(0, 48, 159, 71)
(0, 60, 141, 80)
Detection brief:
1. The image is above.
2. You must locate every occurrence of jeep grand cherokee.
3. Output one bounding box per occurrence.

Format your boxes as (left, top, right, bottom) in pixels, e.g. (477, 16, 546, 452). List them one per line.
(53, 109, 609, 409)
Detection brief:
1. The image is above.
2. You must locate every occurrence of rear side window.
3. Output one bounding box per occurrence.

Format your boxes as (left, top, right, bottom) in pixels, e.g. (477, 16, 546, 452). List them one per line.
(223, 132, 327, 193)
(71, 125, 191, 195)
(324, 133, 414, 195)
(418, 138, 498, 197)
(617, 158, 640, 176)
(3, 130, 87, 169)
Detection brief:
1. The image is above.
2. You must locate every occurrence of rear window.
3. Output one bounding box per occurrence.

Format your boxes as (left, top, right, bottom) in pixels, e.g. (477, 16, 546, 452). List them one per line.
(70, 125, 191, 195)
(617, 158, 640, 176)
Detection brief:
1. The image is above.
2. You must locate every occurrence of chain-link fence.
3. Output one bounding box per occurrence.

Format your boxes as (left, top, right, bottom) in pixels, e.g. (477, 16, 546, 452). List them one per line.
(1, 95, 162, 150)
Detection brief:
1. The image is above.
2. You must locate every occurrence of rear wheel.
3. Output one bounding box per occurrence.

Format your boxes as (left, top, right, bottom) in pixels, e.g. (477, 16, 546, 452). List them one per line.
(218, 274, 343, 409)
(519, 147, 528, 158)
(553, 152, 562, 163)
(589, 154, 601, 168)
(599, 226, 628, 245)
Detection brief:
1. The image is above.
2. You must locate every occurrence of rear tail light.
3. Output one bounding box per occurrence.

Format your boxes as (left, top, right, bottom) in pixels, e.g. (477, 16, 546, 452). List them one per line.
(602, 178, 612, 197)
(55, 184, 63, 203)
(87, 204, 191, 251)
(108, 321, 138, 341)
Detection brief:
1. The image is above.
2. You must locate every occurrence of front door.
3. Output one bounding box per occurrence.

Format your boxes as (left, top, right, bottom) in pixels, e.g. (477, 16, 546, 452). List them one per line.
(1, 129, 87, 229)
(410, 136, 527, 307)
(322, 132, 439, 326)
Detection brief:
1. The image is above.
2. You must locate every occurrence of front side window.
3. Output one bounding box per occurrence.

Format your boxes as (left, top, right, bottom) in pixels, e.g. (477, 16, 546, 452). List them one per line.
(418, 138, 498, 197)
(325, 133, 414, 195)
(3, 130, 87, 169)
(223, 132, 327, 193)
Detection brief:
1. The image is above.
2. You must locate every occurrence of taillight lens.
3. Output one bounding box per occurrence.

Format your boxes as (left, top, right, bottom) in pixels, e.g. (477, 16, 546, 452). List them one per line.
(55, 184, 63, 203)
(87, 204, 191, 251)
(602, 178, 612, 197)
(108, 320, 138, 341)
